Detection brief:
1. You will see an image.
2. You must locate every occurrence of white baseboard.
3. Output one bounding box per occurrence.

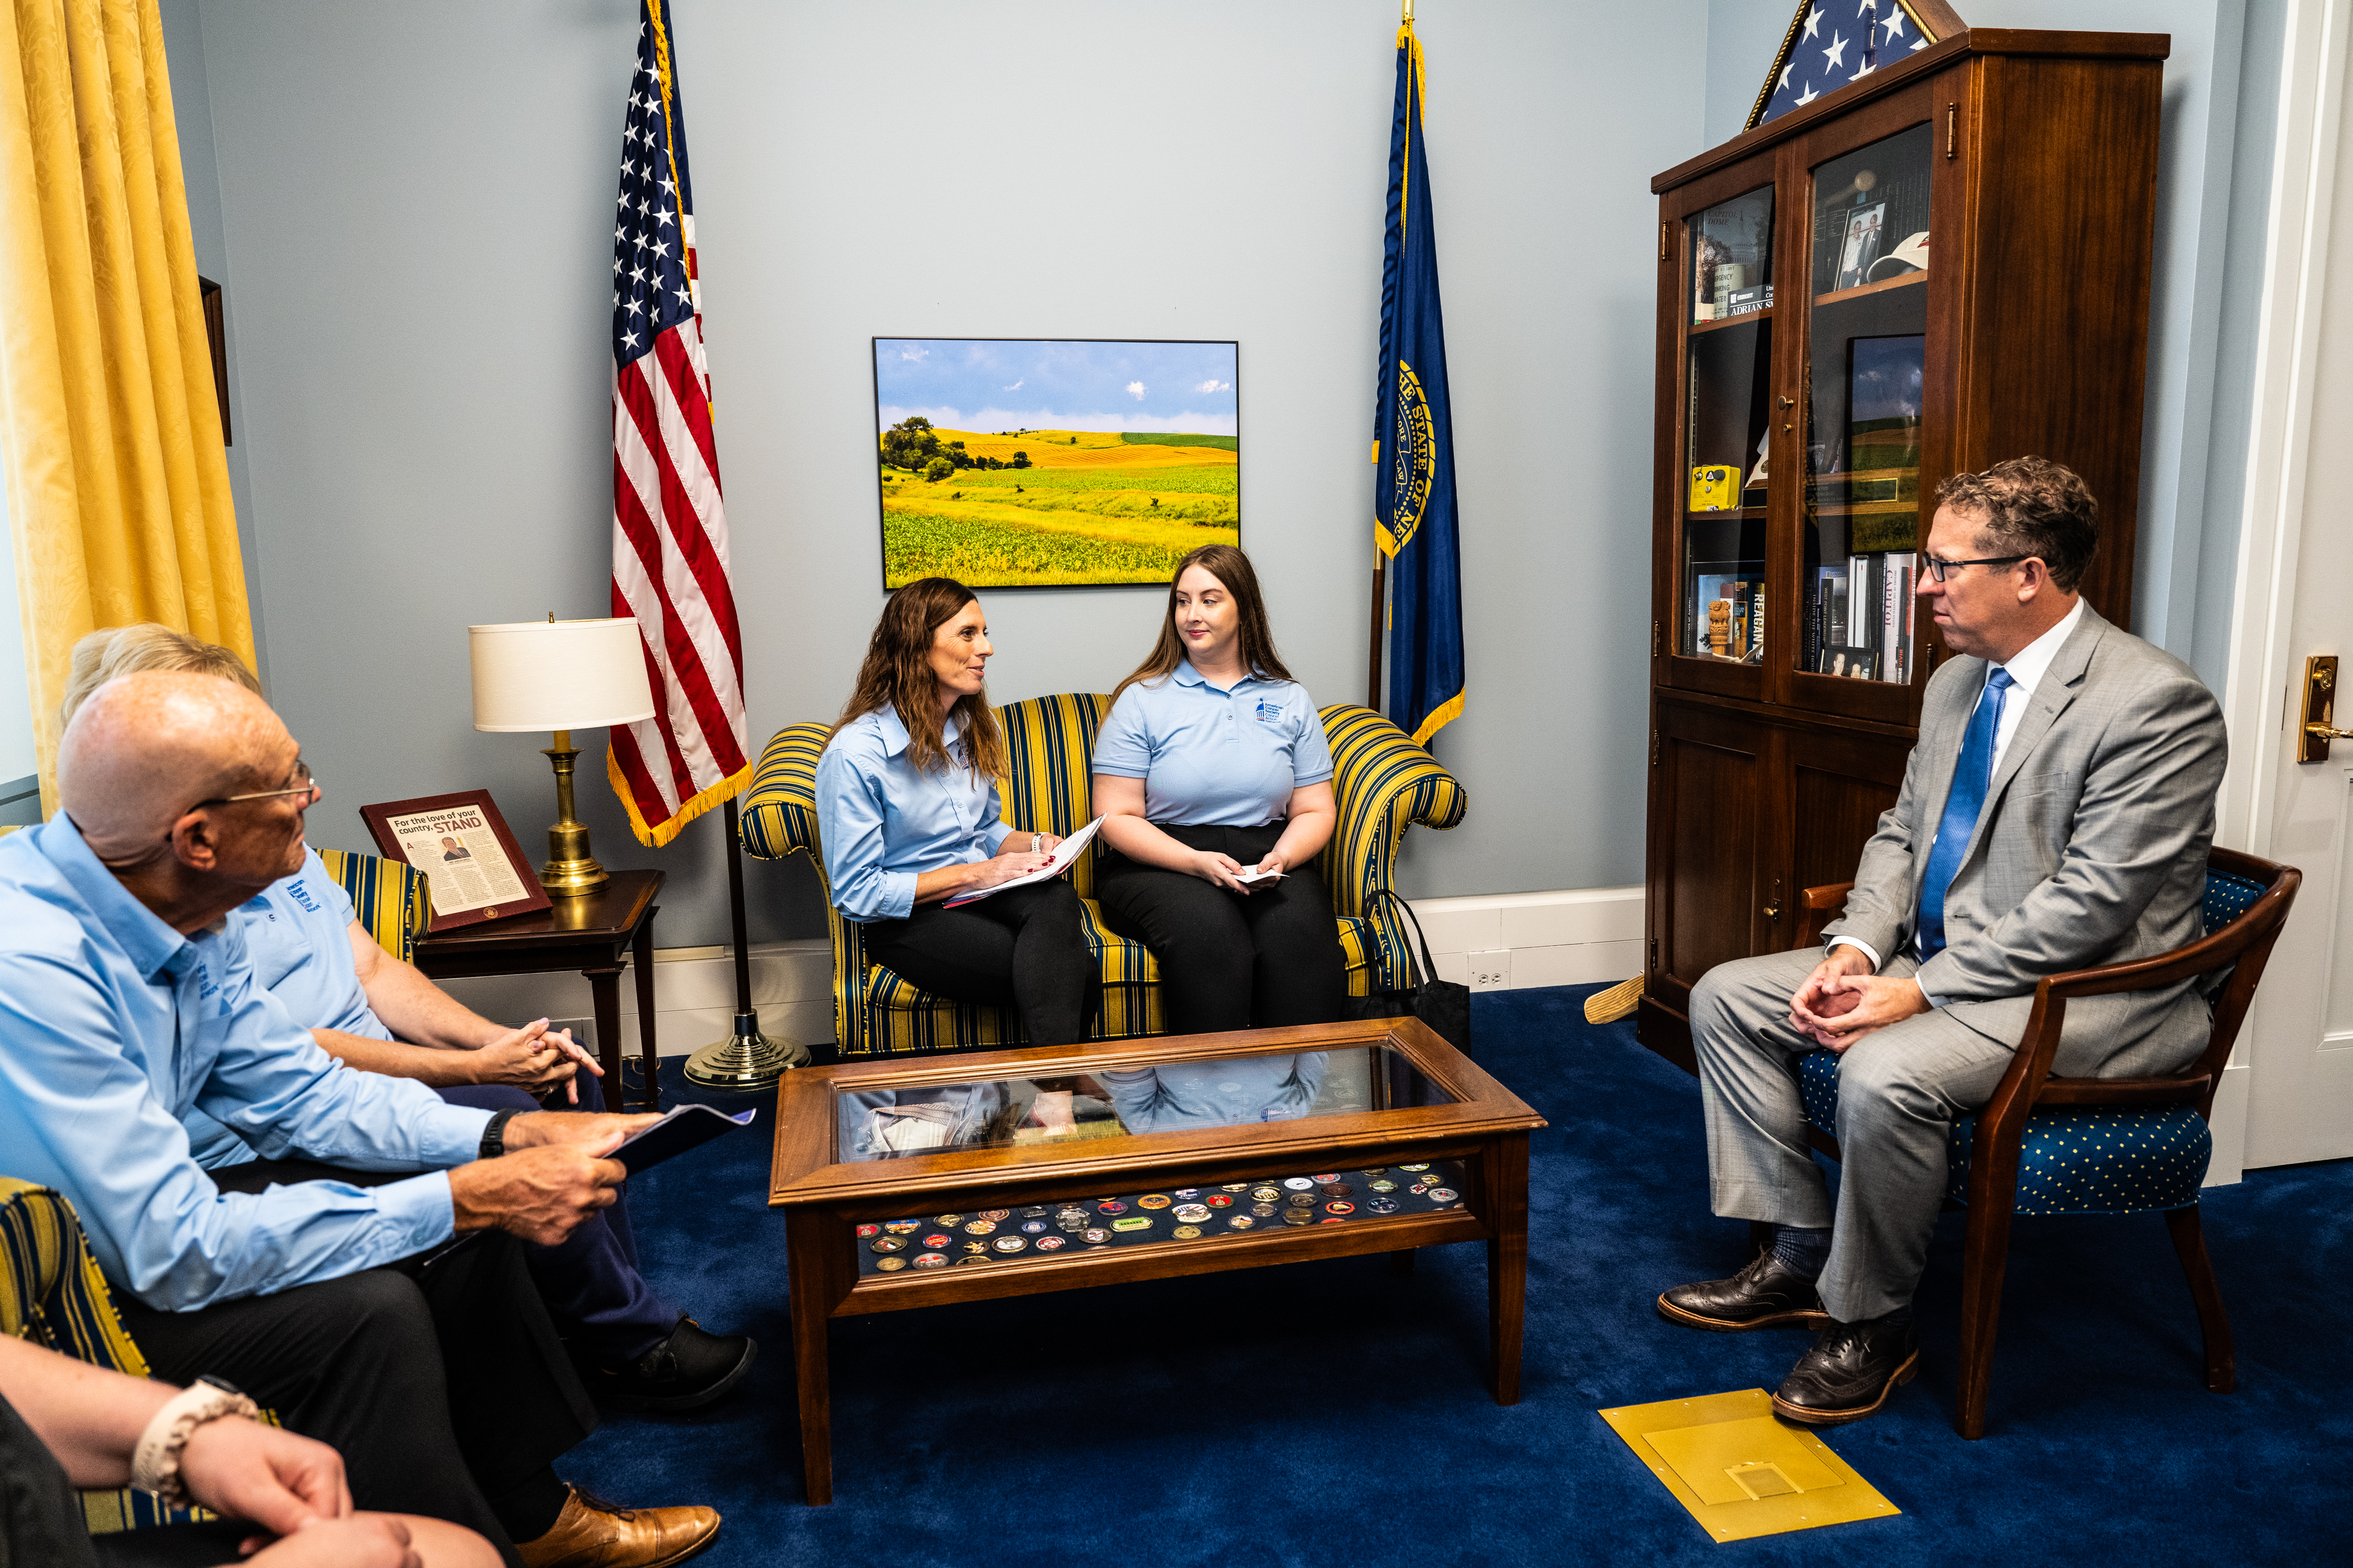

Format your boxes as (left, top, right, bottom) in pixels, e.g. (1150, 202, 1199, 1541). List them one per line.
(1404, 887, 1646, 992)
(433, 889, 1651, 1053)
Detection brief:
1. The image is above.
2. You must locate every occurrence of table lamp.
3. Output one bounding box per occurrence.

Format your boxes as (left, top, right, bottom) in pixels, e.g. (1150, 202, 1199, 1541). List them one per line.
(469, 617, 657, 898)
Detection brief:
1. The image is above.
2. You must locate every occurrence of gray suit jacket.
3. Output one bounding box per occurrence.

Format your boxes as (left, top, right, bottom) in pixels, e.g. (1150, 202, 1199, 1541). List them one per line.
(1821, 603, 2227, 1075)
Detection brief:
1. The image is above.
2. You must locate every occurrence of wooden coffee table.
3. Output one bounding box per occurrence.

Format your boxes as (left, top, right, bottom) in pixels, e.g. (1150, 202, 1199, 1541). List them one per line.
(768, 1018, 1545, 1503)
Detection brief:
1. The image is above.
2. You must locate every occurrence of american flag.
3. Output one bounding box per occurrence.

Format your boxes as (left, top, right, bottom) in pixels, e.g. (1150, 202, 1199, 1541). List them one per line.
(607, 0, 749, 847)
(1754, 1, 1933, 128)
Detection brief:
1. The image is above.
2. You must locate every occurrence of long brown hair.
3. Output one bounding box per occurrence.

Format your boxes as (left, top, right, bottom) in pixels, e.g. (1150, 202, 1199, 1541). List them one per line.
(834, 578, 1008, 778)
(1112, 544, 1293, 707)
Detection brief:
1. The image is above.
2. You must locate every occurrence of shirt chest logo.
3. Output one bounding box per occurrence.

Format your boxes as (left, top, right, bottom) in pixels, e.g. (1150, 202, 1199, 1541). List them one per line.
(1254, 699, 1285, 725)
(284, 880, 323, 914)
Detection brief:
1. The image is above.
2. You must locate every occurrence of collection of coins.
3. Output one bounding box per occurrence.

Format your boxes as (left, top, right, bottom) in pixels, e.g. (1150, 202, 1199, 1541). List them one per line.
(851, 1160, 1469, 1276)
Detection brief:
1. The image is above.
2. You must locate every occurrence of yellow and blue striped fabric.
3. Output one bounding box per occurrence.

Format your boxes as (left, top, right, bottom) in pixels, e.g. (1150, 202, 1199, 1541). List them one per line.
(318, 847, 431, 965)
(740, 696, 1466, 1056)
(0, 1178, 282, 1534)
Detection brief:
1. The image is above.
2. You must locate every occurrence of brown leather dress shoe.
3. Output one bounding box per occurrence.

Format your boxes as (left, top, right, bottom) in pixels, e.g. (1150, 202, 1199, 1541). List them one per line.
(516, 1487, 721, 1568)
(1657, 1250, 1831, 1332)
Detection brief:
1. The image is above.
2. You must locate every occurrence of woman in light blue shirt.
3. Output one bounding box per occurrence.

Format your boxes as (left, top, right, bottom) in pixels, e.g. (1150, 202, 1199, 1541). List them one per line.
(1091, 545, 1347, 1034)
(816, 578, 1096, 1046)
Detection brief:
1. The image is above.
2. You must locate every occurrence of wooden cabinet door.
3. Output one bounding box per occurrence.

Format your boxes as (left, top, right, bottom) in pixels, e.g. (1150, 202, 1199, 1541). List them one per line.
(1778, 723, 1912, 948)
(1647, 696, 1774, 1016)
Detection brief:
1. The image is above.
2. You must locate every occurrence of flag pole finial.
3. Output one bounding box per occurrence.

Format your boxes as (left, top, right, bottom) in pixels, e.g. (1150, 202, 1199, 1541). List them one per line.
(1402, 0, 1414, 22)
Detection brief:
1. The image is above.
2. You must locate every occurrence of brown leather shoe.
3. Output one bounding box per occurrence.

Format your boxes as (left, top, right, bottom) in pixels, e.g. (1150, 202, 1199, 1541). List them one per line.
(1657, 1250, 1831, 1332)
(516, 1487, 720, 1568)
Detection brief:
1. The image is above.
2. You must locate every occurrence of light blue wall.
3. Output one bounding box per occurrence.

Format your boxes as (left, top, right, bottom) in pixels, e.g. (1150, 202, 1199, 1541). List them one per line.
(1702, 0, 2283, 693)
(171, 0, 1709, 943)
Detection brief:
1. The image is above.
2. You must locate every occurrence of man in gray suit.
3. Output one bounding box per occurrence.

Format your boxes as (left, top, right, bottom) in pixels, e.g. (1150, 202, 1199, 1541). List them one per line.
(1658, 457, 2227, 1425)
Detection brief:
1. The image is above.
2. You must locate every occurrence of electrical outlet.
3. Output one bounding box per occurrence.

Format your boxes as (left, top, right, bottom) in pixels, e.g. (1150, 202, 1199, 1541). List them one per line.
(547, 1017, 596, 1052)
(1468, 950, 1511, 991)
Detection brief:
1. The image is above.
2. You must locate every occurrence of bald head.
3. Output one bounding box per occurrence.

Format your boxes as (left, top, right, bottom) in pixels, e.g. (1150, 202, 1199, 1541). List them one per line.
(59, 672, 292, 861)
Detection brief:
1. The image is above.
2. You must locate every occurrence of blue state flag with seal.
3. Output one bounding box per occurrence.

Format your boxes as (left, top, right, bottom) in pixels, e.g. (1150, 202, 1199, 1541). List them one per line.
(1374, 18, 1464, 748)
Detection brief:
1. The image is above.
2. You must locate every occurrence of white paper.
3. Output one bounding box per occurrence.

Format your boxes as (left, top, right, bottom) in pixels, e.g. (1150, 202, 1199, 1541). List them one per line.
(945, 817, 1104, 906)
(383, 804, 530, 914)
(1232, 866, 1285, 885)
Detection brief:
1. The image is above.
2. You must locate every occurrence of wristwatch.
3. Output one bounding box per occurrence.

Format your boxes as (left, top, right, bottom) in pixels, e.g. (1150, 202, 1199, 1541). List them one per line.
(132, 1374, 258, 1507)
(479, 1108, 519, 1160)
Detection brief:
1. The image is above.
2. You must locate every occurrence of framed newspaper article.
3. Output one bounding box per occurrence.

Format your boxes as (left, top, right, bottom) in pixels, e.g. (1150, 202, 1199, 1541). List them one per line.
(358, 789, 550, 932)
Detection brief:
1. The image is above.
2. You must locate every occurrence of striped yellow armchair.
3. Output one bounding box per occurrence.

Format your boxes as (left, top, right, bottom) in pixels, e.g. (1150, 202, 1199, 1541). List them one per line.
(317, 846, 431, 964)
(740, 696, 1466, 1058)
(0, 1177, 276, 1536)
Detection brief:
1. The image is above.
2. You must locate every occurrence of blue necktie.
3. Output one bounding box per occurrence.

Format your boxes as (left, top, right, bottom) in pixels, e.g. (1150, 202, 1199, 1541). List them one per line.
(1916, 668, 2015, 959)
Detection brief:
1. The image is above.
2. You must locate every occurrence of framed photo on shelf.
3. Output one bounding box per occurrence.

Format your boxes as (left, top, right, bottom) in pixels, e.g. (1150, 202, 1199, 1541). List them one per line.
(1835, 204, 1888, 291)
(359, 790, 549, 933)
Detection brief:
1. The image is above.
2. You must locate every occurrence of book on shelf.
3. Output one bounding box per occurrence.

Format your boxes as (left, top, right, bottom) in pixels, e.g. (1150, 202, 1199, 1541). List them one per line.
(1723, 284, 1773, 315)
(1879, 552, 1915, 682)
(1747, 584, 1765, 663)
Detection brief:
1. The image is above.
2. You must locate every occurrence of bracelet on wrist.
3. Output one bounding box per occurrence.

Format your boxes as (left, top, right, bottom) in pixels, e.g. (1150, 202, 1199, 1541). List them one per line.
(132, 1375, 258, 1508)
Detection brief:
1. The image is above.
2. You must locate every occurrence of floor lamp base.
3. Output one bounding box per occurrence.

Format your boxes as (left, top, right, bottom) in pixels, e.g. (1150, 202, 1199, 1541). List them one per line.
(683, 1012, 811, 1092)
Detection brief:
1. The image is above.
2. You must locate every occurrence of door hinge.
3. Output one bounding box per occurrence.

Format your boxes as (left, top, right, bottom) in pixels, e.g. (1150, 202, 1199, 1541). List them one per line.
(1659, 221, 1669, 262)
(1650, 728, 1661, 767)
(1648, 937, 1659, 973)
(1652, 618, 1662, 659)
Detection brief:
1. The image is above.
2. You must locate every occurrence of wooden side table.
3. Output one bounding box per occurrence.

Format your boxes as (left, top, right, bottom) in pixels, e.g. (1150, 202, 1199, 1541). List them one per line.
(413, 868, 665, 1111)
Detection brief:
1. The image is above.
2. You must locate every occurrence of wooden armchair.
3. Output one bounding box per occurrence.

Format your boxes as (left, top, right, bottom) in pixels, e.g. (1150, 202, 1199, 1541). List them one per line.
(1793, 847, 2301, 1438)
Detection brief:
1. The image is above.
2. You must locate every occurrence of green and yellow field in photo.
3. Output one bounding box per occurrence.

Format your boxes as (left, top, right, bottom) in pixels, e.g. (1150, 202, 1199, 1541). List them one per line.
(879, 427, 1237, 588)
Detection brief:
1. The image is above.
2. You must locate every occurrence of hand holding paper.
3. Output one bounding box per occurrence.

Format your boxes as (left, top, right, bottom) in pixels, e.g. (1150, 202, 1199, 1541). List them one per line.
(946, 817, 1104, 906)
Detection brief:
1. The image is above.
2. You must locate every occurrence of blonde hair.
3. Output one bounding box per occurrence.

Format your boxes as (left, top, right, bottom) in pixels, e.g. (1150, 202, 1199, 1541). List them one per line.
(61, 625, 261, 729)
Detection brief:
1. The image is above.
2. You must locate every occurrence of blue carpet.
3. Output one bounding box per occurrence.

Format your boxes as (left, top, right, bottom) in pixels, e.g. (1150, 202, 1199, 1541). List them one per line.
(575, 987, 2352, 1565)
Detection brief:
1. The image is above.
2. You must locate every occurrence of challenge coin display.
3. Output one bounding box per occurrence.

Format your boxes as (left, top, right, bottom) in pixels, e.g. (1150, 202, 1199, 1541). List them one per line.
(848, 1158, 1477, 1278)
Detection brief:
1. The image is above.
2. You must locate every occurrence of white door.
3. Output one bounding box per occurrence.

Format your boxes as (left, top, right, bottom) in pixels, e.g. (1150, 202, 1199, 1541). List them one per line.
(2221, 0, 2353, 1170)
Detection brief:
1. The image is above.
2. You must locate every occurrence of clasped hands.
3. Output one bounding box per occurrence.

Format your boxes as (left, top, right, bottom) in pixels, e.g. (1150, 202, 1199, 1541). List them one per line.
(448, 1109, 661, 1246)
(1788, 944, 1929, 1052)
(470, 1017, 600, 1100)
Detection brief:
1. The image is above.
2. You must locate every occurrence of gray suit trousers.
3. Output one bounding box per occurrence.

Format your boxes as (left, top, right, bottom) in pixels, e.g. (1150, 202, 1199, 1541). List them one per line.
(1693, 948, 2019, 1321)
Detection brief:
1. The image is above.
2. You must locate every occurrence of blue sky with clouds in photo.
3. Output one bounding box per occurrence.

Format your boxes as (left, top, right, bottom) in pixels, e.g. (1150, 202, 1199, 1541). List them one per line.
(875, 338, 1238, 437)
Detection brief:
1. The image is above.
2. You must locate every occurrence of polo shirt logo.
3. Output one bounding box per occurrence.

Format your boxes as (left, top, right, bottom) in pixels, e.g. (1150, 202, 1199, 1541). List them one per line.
(285, 880, 323, 914)
(1255, 700, 1283, 724)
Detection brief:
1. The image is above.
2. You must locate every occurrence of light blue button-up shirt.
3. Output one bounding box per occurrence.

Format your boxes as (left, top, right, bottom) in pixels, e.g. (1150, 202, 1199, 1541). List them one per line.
(0, 817, 491, 1310)
(1093, 662, 1333, 827)
(816, 707, 1012, 922)
(185, 847, 399, 1170)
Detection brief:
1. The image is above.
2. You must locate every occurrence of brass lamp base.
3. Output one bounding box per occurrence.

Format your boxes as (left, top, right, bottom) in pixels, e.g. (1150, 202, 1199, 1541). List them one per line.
(540, 730, 608, 899)
(684, 1011, 811, 1092)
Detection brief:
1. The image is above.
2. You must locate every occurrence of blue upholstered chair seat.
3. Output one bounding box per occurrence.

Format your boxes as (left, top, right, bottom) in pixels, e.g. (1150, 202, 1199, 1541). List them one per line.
(1796, 1050, 2211, 1215)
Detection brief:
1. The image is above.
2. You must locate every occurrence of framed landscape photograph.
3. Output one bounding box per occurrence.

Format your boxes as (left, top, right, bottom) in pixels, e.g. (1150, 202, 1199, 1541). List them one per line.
(873, 338, 1238, 589)
(359, 789, 549, 933)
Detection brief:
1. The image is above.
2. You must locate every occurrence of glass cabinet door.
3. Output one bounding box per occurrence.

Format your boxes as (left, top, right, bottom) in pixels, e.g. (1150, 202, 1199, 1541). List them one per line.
(1678, 185, 1774, 665)
(1799, 123, 1932, 685)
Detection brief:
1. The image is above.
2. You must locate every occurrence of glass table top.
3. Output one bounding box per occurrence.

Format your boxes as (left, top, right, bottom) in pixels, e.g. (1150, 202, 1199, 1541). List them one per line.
(833, 1042, 1455, 1163)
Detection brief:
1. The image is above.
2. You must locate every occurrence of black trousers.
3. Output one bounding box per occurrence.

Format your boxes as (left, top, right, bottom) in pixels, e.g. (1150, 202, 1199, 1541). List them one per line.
(1096, 822, 1348, 1036)
(112, 1166, 597, 1568)
(864, 877, 1097, 1046)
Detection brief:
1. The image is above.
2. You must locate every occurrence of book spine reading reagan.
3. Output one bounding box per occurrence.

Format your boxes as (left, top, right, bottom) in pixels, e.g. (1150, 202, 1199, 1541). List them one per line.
(1747, 584, 1765, 663)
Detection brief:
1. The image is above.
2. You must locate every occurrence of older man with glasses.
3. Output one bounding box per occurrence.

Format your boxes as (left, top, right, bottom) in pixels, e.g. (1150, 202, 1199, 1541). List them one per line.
(1654, 456, 2230, 1427)
(0, 671, 721, 1567)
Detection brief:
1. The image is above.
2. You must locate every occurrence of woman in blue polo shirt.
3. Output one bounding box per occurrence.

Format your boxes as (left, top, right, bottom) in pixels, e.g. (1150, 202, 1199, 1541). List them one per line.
(816, 577, 1096, 1046)
(1091, 544, 1346, 1034)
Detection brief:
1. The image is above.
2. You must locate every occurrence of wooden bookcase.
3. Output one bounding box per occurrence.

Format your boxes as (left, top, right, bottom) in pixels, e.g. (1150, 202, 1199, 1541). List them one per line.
(1638, 28, 2168, 1071)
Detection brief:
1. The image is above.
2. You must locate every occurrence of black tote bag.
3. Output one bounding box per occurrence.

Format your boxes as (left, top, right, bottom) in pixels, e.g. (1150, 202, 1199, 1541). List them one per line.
(1345, 889, 1472, 1056)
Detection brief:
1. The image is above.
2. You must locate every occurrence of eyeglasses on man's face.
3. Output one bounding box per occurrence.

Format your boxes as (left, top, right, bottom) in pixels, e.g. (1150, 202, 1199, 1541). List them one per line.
(199, 758, 322, 809)
(1917, 552, 2029, 584)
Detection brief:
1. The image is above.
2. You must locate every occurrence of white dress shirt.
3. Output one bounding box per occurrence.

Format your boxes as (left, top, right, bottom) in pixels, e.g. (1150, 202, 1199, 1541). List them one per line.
(1831, 597, 2086, 999)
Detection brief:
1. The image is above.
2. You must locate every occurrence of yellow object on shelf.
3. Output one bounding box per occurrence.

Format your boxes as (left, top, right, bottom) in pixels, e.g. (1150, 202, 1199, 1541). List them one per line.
(1599, 1388, 1900, 1542)
(1689, 465, 1740, 512)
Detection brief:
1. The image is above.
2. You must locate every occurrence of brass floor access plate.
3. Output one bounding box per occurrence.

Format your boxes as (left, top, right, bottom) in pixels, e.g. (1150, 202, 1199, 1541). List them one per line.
(1599, 1388, 1900, 1542)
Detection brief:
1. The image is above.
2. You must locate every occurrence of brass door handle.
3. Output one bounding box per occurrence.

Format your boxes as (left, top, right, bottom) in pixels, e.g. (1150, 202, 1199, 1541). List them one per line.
(2308, 723, 2353, 742)
(2301, 655, 2344, 762)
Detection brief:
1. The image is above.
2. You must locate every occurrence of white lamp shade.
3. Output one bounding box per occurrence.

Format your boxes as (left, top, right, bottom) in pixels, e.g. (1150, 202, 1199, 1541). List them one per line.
(469, 618, 659, 733)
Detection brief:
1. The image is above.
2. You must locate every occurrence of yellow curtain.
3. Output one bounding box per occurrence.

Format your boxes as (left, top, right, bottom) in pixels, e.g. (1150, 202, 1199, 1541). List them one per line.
(0, 0, 251, 815)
